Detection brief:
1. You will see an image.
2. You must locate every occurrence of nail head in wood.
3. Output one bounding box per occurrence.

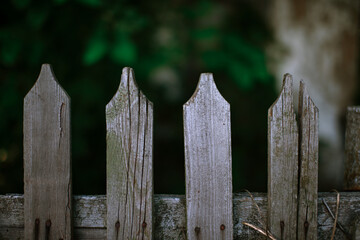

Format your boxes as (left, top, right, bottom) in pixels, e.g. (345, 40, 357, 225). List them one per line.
(46, 219, 51, 228)
(220, 224, 225, 231)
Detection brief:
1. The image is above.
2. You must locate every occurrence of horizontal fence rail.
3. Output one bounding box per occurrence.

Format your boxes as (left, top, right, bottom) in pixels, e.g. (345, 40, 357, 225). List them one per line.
(1, 64, 360, 239)
(1, 193, 360, 239)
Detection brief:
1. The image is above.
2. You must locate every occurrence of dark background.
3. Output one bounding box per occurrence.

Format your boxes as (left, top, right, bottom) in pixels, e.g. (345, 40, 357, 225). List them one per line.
(0, 0, 309, 195)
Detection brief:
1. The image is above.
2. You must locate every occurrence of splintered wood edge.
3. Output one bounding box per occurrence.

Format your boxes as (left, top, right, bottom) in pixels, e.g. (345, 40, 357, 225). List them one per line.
(268, 73, 293, 117)
(107, 67, 133, 109)
(298, 80, 319, 240)
(267, 73, 298, 239)
(105, 67, 153, 239)
(106, 67, 153, 111)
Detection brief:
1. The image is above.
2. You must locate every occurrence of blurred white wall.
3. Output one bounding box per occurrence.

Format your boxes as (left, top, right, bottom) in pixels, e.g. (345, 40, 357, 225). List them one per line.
(267, 0, 359, 189)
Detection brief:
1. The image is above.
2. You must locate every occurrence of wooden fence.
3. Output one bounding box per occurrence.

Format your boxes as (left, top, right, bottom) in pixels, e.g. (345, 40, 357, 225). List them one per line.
(0, 64, 360, 239)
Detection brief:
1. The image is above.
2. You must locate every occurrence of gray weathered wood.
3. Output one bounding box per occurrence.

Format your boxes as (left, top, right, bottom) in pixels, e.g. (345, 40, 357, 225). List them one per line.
(183, 73, 233, 239)
(1, 193, 359, 239)
(353, 216, 360, 240)
(345, 106, 360, 190)
(23, 64, 71, 239)
(106, 67, 153, 239)
(268, 74, 298, 240)
(298, 81, 319, 240)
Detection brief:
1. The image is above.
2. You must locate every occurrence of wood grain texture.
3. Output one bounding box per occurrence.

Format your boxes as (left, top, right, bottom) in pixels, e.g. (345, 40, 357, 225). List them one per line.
(183, 73, 233, 239)
(1, 193, 360, 239)
(353, 216, 360, 240)
(298, 81, 319, 240)
(23, 64, 72, 239)
(106, 67, 153, 240)
(345, 106, 360, 190)
(268, 74, 298, 240)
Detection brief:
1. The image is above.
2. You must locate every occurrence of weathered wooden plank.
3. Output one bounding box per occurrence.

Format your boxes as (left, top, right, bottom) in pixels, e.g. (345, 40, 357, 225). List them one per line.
(268, 74, 298, 239)
(345, 106, 360, 190)
(183, 73, 233, 239)
(106, 67, 153, 239)
(298, 81, 319, 240)
(353, 216, 360, 240)
(23, 64, 71, 239)
(1, 193, 359, 239)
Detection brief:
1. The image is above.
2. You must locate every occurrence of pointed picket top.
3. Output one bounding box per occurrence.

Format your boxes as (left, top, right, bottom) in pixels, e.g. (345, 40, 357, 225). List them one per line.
(184, 73, 228, 107)
(183, 73, 233, 240)
(26, 64, 70, 99)
(268, 73, 298, 240)
(106, 67, 153, 240)
(107, 67, 135, 104)
(298, 80, 319, 240)
(35, 63, 57, 84)
(24, 64, 72, 239)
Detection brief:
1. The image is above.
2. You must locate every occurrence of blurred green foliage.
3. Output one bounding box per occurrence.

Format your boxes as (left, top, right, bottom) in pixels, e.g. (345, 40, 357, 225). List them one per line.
(0, 0, 276, 194)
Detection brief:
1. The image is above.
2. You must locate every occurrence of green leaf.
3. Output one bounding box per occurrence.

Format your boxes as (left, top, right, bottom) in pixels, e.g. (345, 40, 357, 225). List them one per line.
(27, 41, 44, 65)
(1, 39, 22, 66)
(110, 36, 136, 65)
(11, 0, 31, 9)
(76, 0, 102, 7)
(228, 61, 253, 90)
(192, 28, 217, 40)
(201, 50, 226, 70)
(83, 29, 108, 65)
(53, 0, 67, 4)
(26, 7, 49, 29)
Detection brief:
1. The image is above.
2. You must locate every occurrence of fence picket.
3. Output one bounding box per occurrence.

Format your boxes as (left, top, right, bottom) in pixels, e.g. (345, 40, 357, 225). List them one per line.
(183, 73, 233, 240)
(106, 67, 153, 239)
(3, 63, 355, 239)
(298, 81, 319, 240)
(268, 74, 298, 239)
(345, 106, 360, 190)
(23, 64, 72, 239)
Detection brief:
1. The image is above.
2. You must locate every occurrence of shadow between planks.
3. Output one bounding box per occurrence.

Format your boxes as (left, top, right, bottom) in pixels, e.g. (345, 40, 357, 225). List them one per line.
(1, 192, 360, 239)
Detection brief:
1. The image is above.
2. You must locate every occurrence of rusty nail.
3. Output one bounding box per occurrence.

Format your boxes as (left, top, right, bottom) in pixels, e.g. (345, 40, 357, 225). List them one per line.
(304, 220, 309, 228)
(195, 226, 200, 235)
(45, 219, 51, 240)
(115, 221, 120, 229)
(115, 220, 120, 239)
(46, 219, 52, 228)
(280, 221, 285, 240)
(220, 224, 225, 231)
(34, 218, 40, 240)
(304, 220, 309, 237)
(142, 221, 147, 228)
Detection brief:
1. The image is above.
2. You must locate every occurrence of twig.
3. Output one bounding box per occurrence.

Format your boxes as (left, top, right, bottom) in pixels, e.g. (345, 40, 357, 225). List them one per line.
(244, 190, 266, 229)
(242, 222, 277, 240)
(330, 190, 340, 240)
(322, 199, 351, 239)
